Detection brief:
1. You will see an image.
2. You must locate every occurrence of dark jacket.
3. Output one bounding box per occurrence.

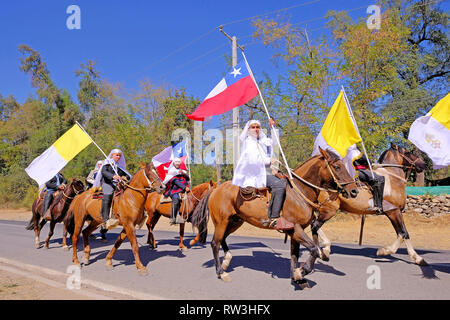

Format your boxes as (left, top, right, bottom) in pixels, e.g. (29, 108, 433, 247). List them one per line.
(45, 173, 67, 190)
(101, 164, 131, 187)
(353, 154, 369, 170)
(163, 174, 190, 198)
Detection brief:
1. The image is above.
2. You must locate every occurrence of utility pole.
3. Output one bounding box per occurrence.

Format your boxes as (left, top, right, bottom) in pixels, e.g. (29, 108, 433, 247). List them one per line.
(219, 26, 245, 171)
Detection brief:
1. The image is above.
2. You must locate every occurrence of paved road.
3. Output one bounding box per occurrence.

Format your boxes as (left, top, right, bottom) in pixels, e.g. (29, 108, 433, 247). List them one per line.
(0, 219, 449, 300)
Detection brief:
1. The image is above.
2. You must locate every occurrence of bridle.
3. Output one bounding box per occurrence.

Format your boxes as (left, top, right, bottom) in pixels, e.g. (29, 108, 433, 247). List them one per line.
(61, 181, 84, 200)
(121, 167, 162, 194)
(277, 156, 355, 209)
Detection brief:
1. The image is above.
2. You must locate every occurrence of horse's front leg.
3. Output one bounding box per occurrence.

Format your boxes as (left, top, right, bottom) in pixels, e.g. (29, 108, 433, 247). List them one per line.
(293, 224, 320, 281)
(311, 217, 331, 261)
(62, 224, 70, 250)
(123, 223, 147, 275)
(289, 233, 301, 282)
(146, 212, 160, 250)
(179, 223, 188, 251)
(377, 209, 427, 265)
(81, 221, 100, 265)
(44, 220, 56, 249)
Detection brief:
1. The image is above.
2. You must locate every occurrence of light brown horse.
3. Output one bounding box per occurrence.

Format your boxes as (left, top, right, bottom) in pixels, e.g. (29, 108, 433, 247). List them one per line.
(64, 163, 164, 274)
(191, 148, 358, 284)
(145, 180, 217, 251)
(26, 179, 85, 249)
(312, 144, 428, 265)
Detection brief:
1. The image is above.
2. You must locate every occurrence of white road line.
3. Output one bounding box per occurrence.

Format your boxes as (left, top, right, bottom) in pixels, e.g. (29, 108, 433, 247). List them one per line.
(0, 264, 110, 300)
(0, 257, 163, 300)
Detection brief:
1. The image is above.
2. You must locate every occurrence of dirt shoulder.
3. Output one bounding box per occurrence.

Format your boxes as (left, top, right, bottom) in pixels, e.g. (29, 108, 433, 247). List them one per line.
(2, 208, 449, 250)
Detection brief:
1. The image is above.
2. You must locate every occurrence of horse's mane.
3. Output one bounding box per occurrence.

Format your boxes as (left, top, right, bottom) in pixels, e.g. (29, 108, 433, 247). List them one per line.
(292, 149, 341, 172)
(378, 147, 394, 163)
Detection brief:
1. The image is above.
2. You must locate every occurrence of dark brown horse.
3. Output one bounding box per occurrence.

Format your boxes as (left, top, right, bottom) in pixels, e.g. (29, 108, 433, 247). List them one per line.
(312, 144, 428, 265)
(64, 163, 164, 274)
(26, 179, 85, 249)
(191, 148, 358, 284)
(145, 180, 217, 251)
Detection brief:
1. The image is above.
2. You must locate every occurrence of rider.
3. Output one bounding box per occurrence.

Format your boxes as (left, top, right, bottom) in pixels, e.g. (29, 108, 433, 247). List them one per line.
(42, 171, 67, 221)
(232, 118, 287, 228)
(86, 160, 103, 189)
(93, 149, 132, 230)
(163, 158, 190, 225)
(353, 153, 385, 214)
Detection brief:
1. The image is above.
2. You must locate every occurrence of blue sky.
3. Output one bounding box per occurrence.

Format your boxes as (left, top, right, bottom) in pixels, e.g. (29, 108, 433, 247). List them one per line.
(1, 0, 447, 109)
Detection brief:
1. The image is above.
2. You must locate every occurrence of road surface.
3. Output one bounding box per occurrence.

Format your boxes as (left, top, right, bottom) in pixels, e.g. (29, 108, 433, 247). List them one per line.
(0, 219, 448, 300)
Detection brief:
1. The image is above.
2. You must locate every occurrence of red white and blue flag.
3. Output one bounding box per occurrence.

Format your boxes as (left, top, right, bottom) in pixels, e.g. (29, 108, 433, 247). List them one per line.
(186, 60, 259, 121)
(152, 140, 188, 181)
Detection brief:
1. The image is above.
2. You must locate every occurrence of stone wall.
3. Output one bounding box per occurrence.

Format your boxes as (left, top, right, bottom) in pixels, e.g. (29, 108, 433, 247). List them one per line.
(405, 195, 450, 217)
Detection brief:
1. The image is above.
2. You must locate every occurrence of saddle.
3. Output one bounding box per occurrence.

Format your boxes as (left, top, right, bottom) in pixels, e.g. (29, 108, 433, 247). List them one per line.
(239, 187, 270, 203)
(160, 193, 188, 204)
(90, 187, 123, 200)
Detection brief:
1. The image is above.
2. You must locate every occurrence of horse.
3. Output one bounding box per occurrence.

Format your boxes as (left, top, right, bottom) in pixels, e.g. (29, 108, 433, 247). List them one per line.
(312, 144, 428, 265)
(64, 163, 164, 274)
(191, 148, 359, 284)
(26, 178, 85, 249)
(145, 180, 217, 251)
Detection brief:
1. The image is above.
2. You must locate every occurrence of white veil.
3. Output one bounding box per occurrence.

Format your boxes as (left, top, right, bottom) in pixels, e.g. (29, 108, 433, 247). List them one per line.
(93, 149, 131, 188)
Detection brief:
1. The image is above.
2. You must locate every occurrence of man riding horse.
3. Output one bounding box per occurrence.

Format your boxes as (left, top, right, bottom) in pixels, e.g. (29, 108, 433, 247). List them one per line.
(352, 151, 385, 214)
(162, 158, 190, 225)
(232, 118, 286, 228)
(42, 171, 67, 221)
(93, 149, 132, 230)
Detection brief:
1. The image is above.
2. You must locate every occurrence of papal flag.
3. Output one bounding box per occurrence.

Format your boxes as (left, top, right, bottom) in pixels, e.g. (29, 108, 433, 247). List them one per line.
(25, 123, 92, 186)
(408, 93, 450, 169)
(312, 89, 362, 177)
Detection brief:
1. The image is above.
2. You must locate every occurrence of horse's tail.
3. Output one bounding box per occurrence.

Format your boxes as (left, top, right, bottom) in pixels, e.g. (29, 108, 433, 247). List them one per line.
(191, 190, 212, 244)
(26, 201, 38, 230)
(25, 215, 35, 230)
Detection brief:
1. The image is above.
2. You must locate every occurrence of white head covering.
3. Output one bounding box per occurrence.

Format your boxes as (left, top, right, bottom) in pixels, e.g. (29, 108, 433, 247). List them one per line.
(93, 149, 132, 187)
(95, 160, 103, 169)
(232, 120, 273, 188)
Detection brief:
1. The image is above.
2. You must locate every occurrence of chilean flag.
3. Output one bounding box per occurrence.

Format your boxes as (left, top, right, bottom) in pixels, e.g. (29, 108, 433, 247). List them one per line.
(152, 140, 188, 181)
(186, 60, 259, 121)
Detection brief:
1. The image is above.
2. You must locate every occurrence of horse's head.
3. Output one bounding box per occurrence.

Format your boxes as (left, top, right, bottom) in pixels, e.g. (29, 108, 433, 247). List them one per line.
(143, 163, 165, 194)
(70, 179, 85, 195)
(388, 143, 427, 173)
(318, 147, 358, 199)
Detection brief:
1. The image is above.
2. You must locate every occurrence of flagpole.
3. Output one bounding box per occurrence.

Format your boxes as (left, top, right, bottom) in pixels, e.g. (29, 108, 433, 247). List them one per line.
(75, 121, 119, 176)
(241, 52, 293, 180)
(341, 87, 375, 179)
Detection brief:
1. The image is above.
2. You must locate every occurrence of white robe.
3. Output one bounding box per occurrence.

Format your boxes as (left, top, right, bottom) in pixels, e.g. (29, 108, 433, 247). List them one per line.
(232, 120, 275, 188)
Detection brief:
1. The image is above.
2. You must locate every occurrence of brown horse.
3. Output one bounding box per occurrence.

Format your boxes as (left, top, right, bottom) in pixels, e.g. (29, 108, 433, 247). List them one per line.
(312, 144, 428, 265)
(145, 180, 217, 251)
(26, 179, 85, 249)
(191, 148, 358, 284)
(64, 163, 164, 274)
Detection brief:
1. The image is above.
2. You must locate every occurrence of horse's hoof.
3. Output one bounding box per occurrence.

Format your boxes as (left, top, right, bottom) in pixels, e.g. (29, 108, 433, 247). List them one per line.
(220, 272, 232, 282)
(189, 240, 196, 246)
(179, 246, 188, 252)
(293, 268, 303, 281)
(44, 245, 49, 250)
(138, 268, 148, 276)
(415, 257, 428, 266)
(105, 263, 113, 271)
(292, 278, 310, 289)
(376, 247, 391, 256)
(62, 245, 70, 251)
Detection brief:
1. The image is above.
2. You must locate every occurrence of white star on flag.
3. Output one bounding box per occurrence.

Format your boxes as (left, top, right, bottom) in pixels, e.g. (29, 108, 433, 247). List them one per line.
(230, 67, 242, 78)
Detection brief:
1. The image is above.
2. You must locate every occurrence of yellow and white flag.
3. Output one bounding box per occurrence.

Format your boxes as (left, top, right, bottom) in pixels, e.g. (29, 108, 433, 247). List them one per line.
(408, 93, 450, 169)
(312, 89, 362, 177)
(25, 123, 92, 186)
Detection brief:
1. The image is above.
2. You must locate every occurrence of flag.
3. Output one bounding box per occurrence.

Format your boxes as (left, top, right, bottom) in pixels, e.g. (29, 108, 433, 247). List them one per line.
(312, 90, 362, 177)
(152, 140, 188, 181)
(186, 60, 258, 121)
(25, 123, 92, 186)
(408, 93, 450, 169)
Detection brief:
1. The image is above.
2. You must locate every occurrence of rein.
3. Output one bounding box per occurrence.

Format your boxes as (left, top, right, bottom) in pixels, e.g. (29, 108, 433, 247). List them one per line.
(122, 168, 161, 193)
